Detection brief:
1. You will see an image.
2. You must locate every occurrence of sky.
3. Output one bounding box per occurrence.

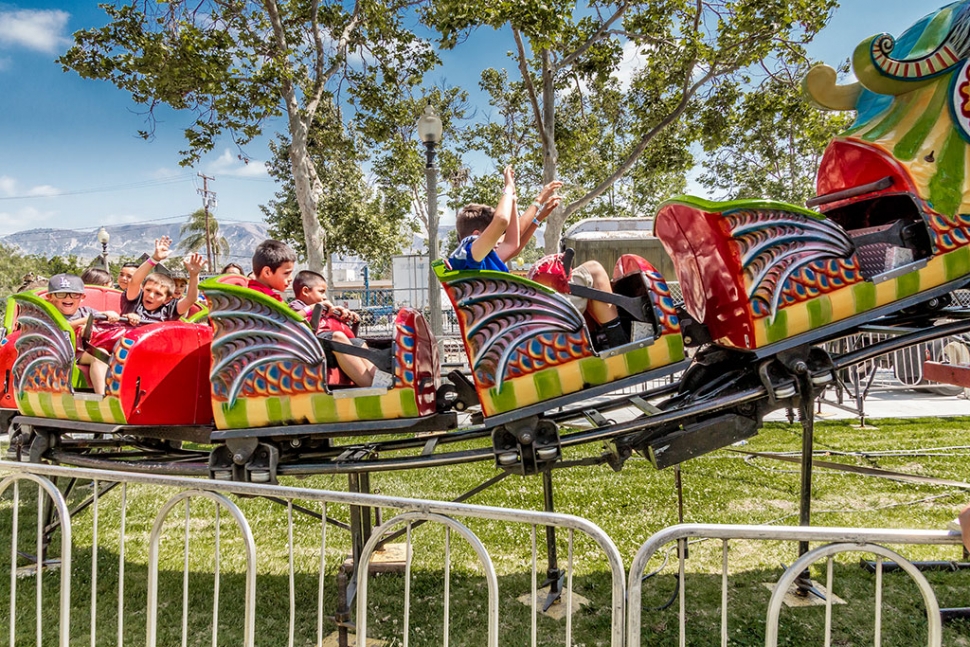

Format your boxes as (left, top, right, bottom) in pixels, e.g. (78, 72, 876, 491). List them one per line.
(0, 1, 941, 243)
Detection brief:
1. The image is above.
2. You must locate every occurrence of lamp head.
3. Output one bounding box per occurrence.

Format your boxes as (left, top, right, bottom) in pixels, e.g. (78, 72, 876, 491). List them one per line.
(97, 226, 110, 245)
(417, 105, 442, 144)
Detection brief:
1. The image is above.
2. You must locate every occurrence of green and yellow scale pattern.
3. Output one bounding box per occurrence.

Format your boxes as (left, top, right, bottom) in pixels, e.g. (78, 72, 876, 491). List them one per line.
(479, 334, 685, 415)
(755, 244, 970, 347)
(17, 391, 126, 425)
(213, 386, 421, 429)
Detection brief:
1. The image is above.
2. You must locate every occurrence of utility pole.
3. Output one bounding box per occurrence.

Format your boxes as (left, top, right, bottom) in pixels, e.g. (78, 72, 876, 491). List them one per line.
(197, 173, 216, 270)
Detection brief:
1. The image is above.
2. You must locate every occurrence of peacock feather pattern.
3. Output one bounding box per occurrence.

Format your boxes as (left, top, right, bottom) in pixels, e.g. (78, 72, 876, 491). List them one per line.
(927, 211, 970, 251)
(103, 336, 134, 398)
(641, 267, 681, 335)
(443, 274, 593, 391)
(724, 208, 857, 322)
(11, 299, 76, 395)
(206, 288, 328, 406)
(394, 319, 415, 389)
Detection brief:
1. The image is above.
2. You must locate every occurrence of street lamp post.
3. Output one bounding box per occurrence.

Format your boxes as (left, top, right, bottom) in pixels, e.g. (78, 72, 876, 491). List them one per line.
(417, 105, 443, 340)
(97, 227, 110, 273)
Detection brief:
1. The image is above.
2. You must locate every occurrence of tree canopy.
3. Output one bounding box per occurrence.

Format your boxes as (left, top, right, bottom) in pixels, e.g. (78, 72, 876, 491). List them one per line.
(699, 61, 854, 205)
(424, 0, 838, 250)
(178, 208, 230, 270)
(59, 0, 438, 270)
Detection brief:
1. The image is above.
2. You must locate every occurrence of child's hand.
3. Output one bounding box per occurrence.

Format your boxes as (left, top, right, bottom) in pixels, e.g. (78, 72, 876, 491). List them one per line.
(184, 253, 207, 276)
(153, 236, 173, 262)
(124, 313, 141, 325)
(537, 180, 563, 204)
(503, 165, 515, 191)
(103, 311, 120, 323)
(537, 195, 562, 221)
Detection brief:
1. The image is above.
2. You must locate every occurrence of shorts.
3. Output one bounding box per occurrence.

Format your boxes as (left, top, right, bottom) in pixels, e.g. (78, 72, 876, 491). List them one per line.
(566, 264, 594, 313)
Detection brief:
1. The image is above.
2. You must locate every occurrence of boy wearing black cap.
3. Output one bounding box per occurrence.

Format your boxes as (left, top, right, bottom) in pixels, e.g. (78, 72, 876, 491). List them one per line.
(44, 273, 121, 395)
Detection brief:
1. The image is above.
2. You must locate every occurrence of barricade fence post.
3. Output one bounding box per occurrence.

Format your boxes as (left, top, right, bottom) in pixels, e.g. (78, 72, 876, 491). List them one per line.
(0, 461, 625, 646)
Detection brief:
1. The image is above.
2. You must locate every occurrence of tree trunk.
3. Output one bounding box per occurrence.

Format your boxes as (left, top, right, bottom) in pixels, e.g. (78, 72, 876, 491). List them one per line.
(538, 49, 562, 255)
(288, 113, 328, 272)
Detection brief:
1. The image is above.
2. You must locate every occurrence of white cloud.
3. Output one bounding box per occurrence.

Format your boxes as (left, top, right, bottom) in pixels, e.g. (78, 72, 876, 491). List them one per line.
(612, 40, 650, 92)
(0, 175, 60, 198)
(151, 167, 185, 180)
(0, 9, 70, 54)
(0, 206, 54, 235)
(0, 175, 16, 196)
(25, 184, 58, 197)
(206, 149, 268, 178)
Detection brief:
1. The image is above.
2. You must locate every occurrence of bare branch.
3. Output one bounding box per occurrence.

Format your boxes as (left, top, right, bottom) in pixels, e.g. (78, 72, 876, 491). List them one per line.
(512, 28, 547, 148)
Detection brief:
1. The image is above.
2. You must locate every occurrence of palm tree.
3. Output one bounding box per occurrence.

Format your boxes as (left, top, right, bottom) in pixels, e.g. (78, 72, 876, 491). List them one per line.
(178, 209, 230, 270)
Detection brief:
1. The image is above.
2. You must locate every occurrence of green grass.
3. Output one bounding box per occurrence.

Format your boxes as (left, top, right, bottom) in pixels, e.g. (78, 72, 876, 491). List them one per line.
(2, 416, 970, 645)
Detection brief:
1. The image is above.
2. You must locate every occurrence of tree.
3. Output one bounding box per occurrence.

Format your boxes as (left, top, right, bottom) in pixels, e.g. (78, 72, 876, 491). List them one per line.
(178, 209, 230, 270)
(425, 0, 837, 251)
(699, 61, 854, 205)
(59, 0, 437, 270)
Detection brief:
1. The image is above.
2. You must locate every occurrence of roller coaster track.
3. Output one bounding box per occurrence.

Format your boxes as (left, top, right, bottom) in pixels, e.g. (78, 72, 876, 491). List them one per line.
(13, 307, 970, 481)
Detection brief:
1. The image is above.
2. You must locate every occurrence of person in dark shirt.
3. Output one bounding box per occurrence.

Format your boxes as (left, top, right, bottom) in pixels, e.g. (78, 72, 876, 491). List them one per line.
(248, 240, 296, 302)
(122, 236, 206, 323)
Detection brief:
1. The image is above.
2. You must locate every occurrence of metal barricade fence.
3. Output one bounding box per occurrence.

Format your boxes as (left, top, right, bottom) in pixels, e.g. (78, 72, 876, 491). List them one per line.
(627, 523, 964, 647)
(0, 461, 625, 647)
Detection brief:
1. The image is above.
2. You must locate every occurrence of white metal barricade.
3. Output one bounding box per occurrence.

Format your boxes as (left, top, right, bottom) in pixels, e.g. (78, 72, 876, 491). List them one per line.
(0, 460, 625, 646)
(628, 523, 964, 647)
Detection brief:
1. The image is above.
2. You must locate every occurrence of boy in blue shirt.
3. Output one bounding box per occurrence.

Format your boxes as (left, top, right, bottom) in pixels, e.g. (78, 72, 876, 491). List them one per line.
(449, 166, 627, 349)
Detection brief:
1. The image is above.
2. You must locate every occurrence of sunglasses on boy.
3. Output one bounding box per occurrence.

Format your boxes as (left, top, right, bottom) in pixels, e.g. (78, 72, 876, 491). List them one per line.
(50, 292, 83, 300)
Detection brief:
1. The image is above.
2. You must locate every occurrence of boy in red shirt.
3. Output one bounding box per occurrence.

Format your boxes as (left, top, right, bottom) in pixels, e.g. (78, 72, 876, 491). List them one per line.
(288, 270, 385, 388)
(248, 239, 296, 301)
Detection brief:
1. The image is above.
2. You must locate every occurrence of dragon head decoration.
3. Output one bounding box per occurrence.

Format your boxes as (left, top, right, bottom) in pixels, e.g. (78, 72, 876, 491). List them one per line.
(805, 1, 970, 220)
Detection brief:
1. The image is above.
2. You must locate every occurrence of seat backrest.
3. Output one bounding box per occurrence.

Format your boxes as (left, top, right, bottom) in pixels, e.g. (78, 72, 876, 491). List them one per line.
(215, 274, 250, 287)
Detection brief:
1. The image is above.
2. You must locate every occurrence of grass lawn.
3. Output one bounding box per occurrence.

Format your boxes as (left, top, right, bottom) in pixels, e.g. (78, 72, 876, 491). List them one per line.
(1, 415, 970, 645)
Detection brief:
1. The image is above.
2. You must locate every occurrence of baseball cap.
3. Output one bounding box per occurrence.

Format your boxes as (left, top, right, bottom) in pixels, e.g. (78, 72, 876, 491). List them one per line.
(47, 274, 85, 295)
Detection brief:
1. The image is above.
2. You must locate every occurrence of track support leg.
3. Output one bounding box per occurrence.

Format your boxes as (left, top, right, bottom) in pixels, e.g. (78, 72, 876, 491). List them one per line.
(539, 470, 564, 611)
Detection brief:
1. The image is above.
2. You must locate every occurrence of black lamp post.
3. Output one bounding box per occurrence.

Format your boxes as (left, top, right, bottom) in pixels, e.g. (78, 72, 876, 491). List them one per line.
(417, 105, 443, 339)
(97, 226, 110, 273)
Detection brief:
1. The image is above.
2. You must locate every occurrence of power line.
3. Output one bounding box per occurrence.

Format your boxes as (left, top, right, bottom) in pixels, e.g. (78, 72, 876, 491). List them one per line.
(0, 175, 196, 201)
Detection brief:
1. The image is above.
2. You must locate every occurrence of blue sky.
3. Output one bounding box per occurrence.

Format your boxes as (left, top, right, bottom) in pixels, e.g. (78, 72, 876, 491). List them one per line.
(0, 1, 937, 242)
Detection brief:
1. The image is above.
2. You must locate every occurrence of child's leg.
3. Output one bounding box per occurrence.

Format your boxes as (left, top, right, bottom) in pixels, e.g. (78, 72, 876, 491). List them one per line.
(575, 261, 618, 323)
(77, 353, 109, 395)
(329, 332, 378, 387)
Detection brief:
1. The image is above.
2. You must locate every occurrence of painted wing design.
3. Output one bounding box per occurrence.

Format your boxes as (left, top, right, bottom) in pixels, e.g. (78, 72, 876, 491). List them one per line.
(202, 283, 327, 406)
(724, 208, 855, 322)
(11, 297, 76, 395)
(441, 272, 593, 391)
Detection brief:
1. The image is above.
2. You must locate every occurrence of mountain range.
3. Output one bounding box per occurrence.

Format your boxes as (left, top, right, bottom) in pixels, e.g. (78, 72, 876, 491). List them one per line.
(0, 221, 455, 271)
(1, 221, 270, 267)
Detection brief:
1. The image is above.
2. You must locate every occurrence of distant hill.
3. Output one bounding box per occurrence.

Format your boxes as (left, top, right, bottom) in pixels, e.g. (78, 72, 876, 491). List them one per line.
(0, 221, 270, 267)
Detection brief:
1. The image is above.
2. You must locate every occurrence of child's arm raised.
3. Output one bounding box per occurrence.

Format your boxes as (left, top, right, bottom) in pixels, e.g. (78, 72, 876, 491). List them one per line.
(126, 236, 172, 301)
(470, 165, 516, 263)
(177, 253, 207, 316)
(501, 181, 563, 262)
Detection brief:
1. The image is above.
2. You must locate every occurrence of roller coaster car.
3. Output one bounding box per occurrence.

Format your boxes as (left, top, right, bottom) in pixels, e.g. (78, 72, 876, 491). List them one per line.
(659, 1, 970, 357)
(199, 279, 454, 456)
(0, 287, 127, 437)
(656, 151, 970, 356)
(435, 254, 686, 471)
(5, 291, 213, 459)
